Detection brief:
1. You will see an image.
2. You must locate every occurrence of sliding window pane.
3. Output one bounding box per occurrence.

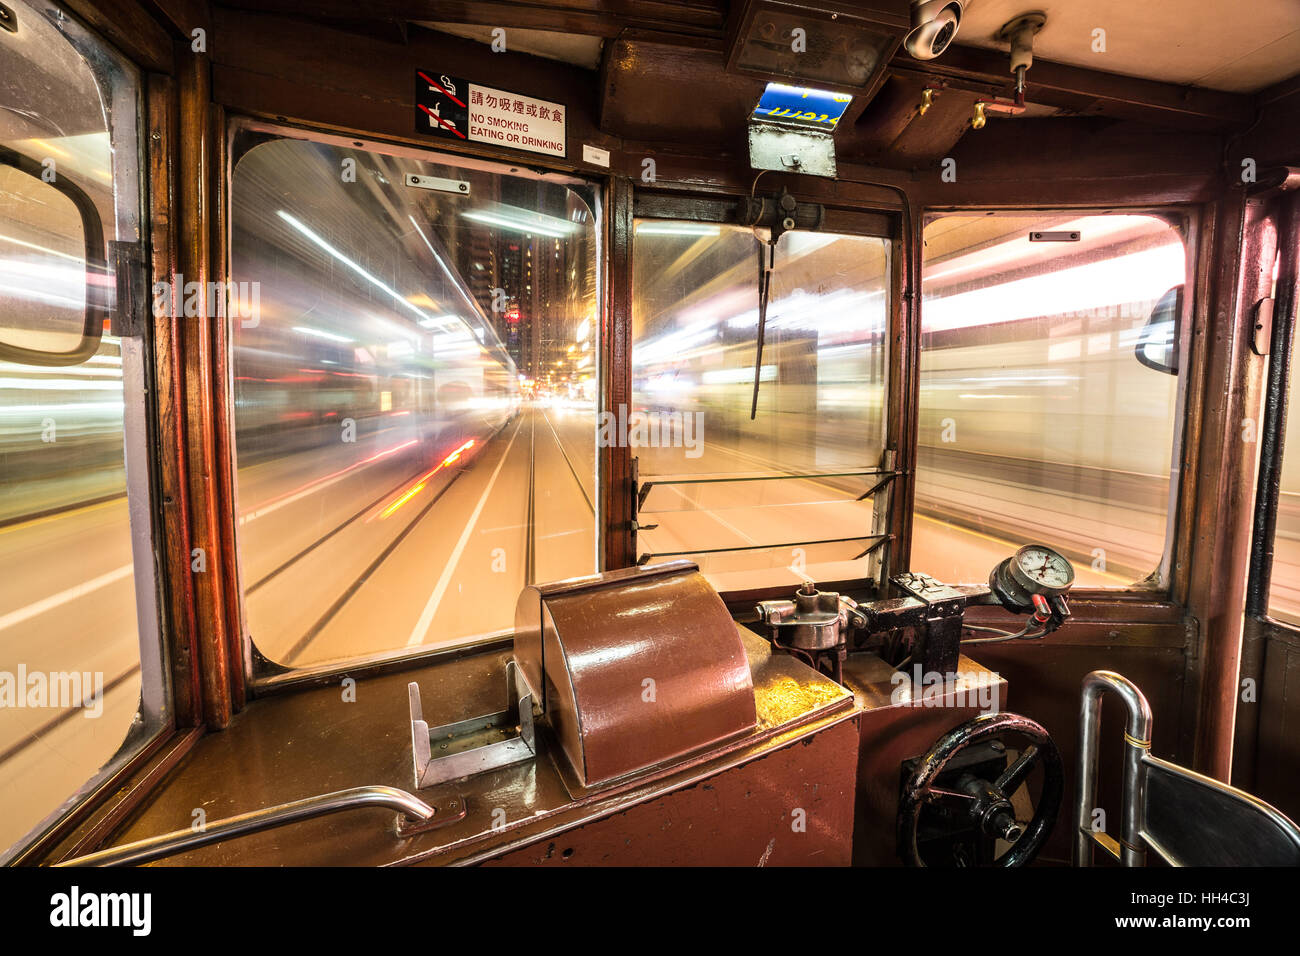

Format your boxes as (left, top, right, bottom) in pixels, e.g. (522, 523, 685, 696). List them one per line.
(632, 223, 890, 591)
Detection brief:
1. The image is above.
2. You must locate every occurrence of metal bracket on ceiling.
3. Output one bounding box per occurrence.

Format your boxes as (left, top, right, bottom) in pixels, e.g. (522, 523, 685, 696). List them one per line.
(996, 11, 1047, 101)
(962, 11, 1046, 129)
(747, 122, 837, 179)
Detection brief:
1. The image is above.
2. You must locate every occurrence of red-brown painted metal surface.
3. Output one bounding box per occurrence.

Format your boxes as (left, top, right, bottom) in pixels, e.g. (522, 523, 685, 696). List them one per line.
(73, 629, 854, 865)
(482, 716, 860, 866)
(515, 561, 756, 788)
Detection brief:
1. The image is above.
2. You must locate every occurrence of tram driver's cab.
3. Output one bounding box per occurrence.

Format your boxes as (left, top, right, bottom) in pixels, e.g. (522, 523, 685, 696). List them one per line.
(2, 0, 1300, 876)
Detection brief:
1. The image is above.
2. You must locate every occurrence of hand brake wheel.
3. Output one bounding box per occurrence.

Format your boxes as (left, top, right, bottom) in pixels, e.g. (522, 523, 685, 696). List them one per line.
(898, 712, 1063, 867)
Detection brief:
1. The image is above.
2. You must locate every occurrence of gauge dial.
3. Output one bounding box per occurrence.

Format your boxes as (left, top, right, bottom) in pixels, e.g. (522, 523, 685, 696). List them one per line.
(1010, 545, 1075, 595)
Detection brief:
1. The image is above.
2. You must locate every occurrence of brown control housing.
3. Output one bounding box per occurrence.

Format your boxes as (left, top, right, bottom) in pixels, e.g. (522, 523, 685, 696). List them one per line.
(514, 560, 756, 790)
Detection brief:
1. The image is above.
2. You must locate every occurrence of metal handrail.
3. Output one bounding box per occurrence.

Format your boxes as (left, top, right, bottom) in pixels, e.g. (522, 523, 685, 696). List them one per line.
(56, 786, 436, 867)
(636, 532, 890, 566)
(643, 468, 894, 487)
(1074, 670, 1152, 867)
(637, 468, 897, 510)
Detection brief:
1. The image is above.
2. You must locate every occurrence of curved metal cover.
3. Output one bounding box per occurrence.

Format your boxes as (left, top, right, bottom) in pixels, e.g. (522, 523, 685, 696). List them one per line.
(514, 561, 756, 788)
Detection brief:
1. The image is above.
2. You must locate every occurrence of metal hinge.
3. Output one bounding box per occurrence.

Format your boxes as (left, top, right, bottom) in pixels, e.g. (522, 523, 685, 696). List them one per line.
(109, 240, 148, 337)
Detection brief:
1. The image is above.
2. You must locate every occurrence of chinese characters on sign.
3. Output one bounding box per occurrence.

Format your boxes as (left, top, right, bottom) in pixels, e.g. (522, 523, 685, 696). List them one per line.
(415, 70, 566, 157)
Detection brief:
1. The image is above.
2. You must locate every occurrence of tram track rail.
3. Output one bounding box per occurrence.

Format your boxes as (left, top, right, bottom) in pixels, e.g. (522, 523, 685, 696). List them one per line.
(275, 417, 522, 664)
(245, 463, 446, 595)
(539, 407, 595, 516)
(279, 464, 471, 663)
(0, 492, 128, 531)
(0, 665, 142, 770)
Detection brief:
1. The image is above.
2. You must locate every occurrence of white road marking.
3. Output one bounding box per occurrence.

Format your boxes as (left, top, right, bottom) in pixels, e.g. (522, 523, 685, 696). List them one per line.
(0, 563, 133, 633)
(405, 424, 522, 648)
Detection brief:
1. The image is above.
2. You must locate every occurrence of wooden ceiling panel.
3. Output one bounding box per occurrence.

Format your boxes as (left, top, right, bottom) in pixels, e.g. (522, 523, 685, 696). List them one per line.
(600, 36, 764, 147)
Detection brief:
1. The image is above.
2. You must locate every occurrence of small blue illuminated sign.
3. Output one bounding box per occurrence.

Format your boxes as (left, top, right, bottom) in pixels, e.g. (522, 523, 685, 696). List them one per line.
(752, 83, 852, 130)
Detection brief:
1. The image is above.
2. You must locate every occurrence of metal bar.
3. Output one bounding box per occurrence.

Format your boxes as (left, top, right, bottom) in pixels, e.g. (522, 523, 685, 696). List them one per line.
(1074, 670, 1152, 867)
(642, 532, 889, 561)
(57, 786, 436, 867)
(641, 469, 893, 487)
(856, 471, 899, 502)
(750, 241, 772, 420)
(1087, 828, 1123, 862)
(637, 476, 654, 512)
(1246, 192, 1300, 617)
(851, 535, 893, 561)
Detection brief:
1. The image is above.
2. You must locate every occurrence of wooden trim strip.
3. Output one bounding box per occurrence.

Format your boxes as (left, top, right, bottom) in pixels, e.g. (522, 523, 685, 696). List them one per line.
(209, 101, 246, 710)
(178, 47, 234, 728)
(61, 0, 175, 74)
(602, 176, 635, 570)
(147, 71, 204, 728)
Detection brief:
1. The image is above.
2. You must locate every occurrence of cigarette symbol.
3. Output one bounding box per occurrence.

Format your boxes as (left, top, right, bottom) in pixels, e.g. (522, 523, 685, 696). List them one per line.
(418, 71, 466, 108)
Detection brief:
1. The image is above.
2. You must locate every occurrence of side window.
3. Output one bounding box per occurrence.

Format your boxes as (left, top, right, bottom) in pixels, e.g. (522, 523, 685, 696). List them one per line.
(0, 1, 165, 859)
(915, 212, 1188, 588)
(631, 223, 891, 592)
(230, 133, 599, 674)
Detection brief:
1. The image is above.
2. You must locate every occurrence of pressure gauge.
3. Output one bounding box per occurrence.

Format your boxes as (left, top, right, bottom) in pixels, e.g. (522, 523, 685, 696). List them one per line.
(989, 544, 1075, 612)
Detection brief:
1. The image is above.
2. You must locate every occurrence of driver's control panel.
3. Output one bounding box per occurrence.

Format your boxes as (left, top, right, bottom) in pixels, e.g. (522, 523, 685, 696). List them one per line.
(754, 544, 1076, 680)
(752, 582, 866, 682)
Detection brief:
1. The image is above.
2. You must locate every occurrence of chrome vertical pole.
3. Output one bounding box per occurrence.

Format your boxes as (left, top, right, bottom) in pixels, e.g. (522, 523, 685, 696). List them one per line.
(1074, 670, 1153, 866)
